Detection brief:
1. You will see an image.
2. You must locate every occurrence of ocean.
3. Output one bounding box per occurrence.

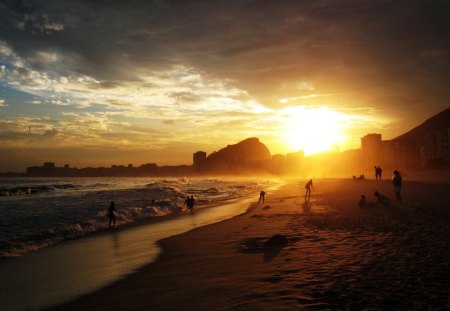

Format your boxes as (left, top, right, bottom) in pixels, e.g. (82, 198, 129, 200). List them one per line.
(0, 177, 271, 258)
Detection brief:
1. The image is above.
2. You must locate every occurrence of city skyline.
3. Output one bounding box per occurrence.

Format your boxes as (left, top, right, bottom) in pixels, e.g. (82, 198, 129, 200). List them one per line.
(1, 1, 450, 171)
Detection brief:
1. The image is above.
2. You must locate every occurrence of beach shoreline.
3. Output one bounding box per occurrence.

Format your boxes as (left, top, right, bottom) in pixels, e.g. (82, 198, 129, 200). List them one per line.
(0, 176, 280, 260)
(1, 181, 283, 311)
(46, 178, 450, 310)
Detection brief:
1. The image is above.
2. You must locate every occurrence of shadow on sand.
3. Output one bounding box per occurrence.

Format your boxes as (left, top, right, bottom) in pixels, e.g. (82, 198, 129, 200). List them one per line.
(301, 199, 311, 213)
(239, 234, 289, 262)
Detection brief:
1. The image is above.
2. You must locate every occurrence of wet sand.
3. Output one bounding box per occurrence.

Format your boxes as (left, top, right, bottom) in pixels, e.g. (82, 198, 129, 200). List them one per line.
(0, 195, 261, 311)
(49, 178, 450, 310)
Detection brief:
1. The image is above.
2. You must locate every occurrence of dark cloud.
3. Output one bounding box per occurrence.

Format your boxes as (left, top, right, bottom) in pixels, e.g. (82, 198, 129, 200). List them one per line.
(1, 0, 37, 15)
(89, 81, 124, 90)
(1, 0, 450, 122)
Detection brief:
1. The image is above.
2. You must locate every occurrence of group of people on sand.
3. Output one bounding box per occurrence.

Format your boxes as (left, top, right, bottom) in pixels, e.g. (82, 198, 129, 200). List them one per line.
(359, 169, 403, 208)
(106, 169, 402, 229)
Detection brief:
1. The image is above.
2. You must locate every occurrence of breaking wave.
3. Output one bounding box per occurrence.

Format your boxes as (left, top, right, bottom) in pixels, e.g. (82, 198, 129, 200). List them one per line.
(0, 177, 269, 258)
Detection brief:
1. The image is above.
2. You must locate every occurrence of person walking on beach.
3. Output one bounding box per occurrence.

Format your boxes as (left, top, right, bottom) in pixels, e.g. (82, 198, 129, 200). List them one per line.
(258, 191, 266, 204)
(374, 166, 378, 180)
(305, 179, 314, 199)
(107, 201, 117, 228)
(392, 170, 402, 204)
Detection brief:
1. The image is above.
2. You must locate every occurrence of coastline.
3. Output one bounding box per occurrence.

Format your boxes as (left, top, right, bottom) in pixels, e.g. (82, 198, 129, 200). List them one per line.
(0, 176, 278, 259)
(47, 178, 450, 310)
(1, 184, 277, 311)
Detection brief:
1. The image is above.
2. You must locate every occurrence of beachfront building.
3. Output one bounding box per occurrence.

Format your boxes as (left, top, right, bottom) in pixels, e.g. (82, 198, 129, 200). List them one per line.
(361, 133, 384, 170)
(421, 129, 450, 166)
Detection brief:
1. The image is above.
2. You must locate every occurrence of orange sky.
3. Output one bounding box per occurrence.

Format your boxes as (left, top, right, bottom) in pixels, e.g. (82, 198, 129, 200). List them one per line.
(0, 1, 449, 171)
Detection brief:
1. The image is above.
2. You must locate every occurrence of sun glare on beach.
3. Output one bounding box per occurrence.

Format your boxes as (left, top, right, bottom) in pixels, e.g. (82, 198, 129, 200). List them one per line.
(284, 106, 347, 155)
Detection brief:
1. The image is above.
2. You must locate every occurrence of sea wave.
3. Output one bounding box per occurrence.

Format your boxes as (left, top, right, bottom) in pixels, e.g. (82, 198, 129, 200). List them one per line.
(0, 184, 79, 196)
(0, 199, 186, 258)
(0, 177, 271, 258)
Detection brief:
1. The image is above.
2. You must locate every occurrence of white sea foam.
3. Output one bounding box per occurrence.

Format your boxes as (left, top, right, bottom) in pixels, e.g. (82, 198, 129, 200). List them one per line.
(0, 177, 270, 258)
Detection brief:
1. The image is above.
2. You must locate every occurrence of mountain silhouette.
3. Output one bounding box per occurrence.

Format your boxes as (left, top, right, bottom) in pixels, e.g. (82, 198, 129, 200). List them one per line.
(207, 137, 271, 163)
(393, 107, 450, 143)
(206, 137, 271, 172)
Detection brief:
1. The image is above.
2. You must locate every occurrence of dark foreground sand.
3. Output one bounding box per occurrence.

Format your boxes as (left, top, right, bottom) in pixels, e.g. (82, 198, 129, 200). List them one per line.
(49, 179, 450, 310)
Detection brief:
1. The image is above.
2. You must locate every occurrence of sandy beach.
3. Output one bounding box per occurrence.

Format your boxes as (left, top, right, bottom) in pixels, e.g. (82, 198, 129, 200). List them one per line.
(48, 178, 450, 310)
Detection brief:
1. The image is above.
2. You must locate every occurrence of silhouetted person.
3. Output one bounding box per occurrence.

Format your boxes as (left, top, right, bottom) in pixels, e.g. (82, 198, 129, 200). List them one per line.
(374, 166, 378, 180)
(374, 191, 391, 206)
(258, 191, 266, 204)
(184, 196, 191, 211)
(305, 179, 314, 199)
(392, 170, 402, 204)
(378, 166, 383, 179)
(358, 195, 367, 208)
(189, 195, 195, 211)
(107, 201, 117, 228)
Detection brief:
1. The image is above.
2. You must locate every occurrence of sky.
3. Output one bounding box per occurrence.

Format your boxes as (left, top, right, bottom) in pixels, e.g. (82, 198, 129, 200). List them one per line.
(0, 0, 449, 172)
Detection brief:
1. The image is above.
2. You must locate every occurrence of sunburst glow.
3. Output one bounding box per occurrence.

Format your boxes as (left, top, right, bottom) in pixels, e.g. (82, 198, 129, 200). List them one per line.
(283, 106, 348, 155)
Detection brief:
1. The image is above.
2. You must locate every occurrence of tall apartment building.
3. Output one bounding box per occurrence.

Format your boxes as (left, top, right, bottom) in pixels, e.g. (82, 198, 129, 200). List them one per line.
(361, 133, 384, 169)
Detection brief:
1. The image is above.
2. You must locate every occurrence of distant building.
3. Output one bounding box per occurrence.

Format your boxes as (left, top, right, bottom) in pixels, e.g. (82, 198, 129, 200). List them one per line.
(270, 154, 286, 174)
(421, 129, 450, 166)
(361, 134, 383, 169)
(193, 151, 207, 171)
(27, 162, 56, 176)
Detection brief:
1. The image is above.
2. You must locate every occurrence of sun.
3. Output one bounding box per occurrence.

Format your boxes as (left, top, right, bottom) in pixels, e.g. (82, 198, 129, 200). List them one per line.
(283, 106, 347, 155)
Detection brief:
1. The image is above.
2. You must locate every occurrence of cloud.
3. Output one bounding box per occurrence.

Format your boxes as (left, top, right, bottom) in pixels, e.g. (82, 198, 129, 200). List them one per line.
(1, 41, 266, 117)
(2, 1, 449, 113)
(0, 0, 449, 171)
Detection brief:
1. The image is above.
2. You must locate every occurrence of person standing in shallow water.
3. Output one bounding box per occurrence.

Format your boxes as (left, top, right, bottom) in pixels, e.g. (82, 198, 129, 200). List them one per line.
(392, 170, 402, 204)
(184, 196, 191, 211)
(107, 201, 117, 228)
(189, 195, 195, 211)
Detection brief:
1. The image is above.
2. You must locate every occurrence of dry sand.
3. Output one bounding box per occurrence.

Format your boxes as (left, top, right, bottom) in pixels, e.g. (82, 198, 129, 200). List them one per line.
(49, 178, 450, 310)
